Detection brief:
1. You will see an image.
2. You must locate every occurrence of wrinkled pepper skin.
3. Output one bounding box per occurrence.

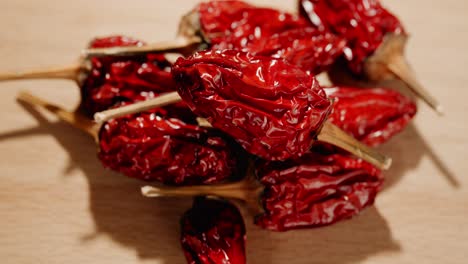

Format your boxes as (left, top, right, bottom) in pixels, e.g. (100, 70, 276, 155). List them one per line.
(173, 50, 332, 161)
(325, 86, 417, 146)
(181, 197, 246, 264)
(255, 151, 383, 231)
(195, 0, 344, 74)
(299, 0, 405, 74)
(79, 35, 191, 120)
(245, 27, 346, 75)
(98, 109, 246, 185)
(199, 0, 307, 48)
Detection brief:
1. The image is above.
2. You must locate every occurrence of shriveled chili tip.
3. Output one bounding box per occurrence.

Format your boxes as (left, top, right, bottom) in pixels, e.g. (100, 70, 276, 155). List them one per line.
(181, 197, 246, 264)
(299, 0, 405, 74)
(98, 108, 246, 185)
(172, 49, 332, 161)
(325, 86, 417, 146)
(255, 151, 383, 231)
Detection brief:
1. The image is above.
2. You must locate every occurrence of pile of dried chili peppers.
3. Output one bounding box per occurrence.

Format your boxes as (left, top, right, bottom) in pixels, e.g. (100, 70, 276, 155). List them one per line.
(4, 0, 440, 263)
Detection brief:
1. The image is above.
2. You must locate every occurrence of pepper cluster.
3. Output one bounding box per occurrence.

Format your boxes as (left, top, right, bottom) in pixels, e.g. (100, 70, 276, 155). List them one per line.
(6, 0, 431, 263)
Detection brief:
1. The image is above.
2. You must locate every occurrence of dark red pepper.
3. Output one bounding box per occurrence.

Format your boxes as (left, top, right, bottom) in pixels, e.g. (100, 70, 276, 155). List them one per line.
(181, 197, 246, 264)
(79, 35, 193, 121)
(172, 49, 332, 161)
(180, 0, 344, 74)
(98, 108, 246, 185)
(244, 27, 346, 75)
(325, 86, 417, 146)
(197, 0, 308, 48)
(299, 0, 405, 74)
(255, 151, 383, 231)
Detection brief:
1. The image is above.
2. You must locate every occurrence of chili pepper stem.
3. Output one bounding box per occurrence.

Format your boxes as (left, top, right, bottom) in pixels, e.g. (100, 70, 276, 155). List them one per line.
(387, 56, 443, 115)
(365, 34, 443, 115)
(93, 91, 183, 123)
(83, 37, 202, 57)
(16, 91, 99, 140)
(0, 64, 82, 82)
(318, 121, 392, 170)
(142, 176, 263, 211)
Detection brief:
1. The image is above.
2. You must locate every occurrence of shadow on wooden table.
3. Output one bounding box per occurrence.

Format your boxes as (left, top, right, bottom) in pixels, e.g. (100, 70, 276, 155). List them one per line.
(11, 102, 190, 262)
(379, 124, 459, 190)
(3, 100, 456, 263)
(246, 207, 400, 264)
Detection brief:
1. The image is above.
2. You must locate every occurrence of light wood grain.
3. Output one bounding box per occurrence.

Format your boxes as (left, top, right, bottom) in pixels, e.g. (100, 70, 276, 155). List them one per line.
(0, 1, 467, 263)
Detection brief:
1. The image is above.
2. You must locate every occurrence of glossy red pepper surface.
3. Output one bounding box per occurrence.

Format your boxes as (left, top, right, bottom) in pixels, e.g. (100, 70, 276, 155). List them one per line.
(245, 27, 346, 75)
(194, 0, 344, 74)
(299, 0, 405, 74)
(325, 86, 417, 146)
(255, 151, 383, 231)
(80, 35, 189, 119)
(98, 109, 246, 185)
(172, 50, 332, 161)
(181, 197, 246, 264)
(199, 0, 307, 48)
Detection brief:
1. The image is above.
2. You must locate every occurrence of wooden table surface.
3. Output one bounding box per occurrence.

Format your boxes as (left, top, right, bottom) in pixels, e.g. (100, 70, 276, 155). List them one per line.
(0, 0, 467, 263)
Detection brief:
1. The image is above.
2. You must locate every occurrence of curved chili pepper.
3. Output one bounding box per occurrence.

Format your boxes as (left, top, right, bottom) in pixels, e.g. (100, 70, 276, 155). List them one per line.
(172, 49, 332, 161)
(299, 0, 404, 74)
(183, 0, 344, 74)
(325, 86, 417, 146)
(98, 108, 246, 185)
(181, 197, 246, 264)
(79, 35, 193, 120)
(255, 151, 383, 231)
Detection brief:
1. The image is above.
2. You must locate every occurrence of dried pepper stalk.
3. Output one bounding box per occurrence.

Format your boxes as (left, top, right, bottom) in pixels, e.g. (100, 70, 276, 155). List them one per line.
(17, 92, 246, 186)
(325, 86, 417, 146)
(87, 1, 345, 74)
(181, 197, 246, 264)
(143, 151, 383, 232)
(173, 49, 332, 161)
(299, 0, 442, 113)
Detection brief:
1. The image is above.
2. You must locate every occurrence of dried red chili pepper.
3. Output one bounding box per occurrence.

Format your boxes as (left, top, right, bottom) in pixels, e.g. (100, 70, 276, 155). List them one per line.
(299, 0, 404, 74)
(325, 86, 417, 146)
(244, 27, 346, 75)
(172, 49, 332, 161)
(255, 151, 383, 231)
(299, 0, 442, 113)
(196, 0, 308, 48)
(98, 108, 246, 185)
(181, 197, 246, 264)
(180, 0, 345, 74)
(79, 35, 192, 119)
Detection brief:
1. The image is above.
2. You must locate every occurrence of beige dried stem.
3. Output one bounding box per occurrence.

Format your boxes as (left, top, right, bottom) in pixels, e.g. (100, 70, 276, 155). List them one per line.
(93, 92, 392, 170)
(0, 63, 84, 82)
(365, 34, 443, 115)
(16, 91, 99, 141)
(142, 175, 264, 212)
